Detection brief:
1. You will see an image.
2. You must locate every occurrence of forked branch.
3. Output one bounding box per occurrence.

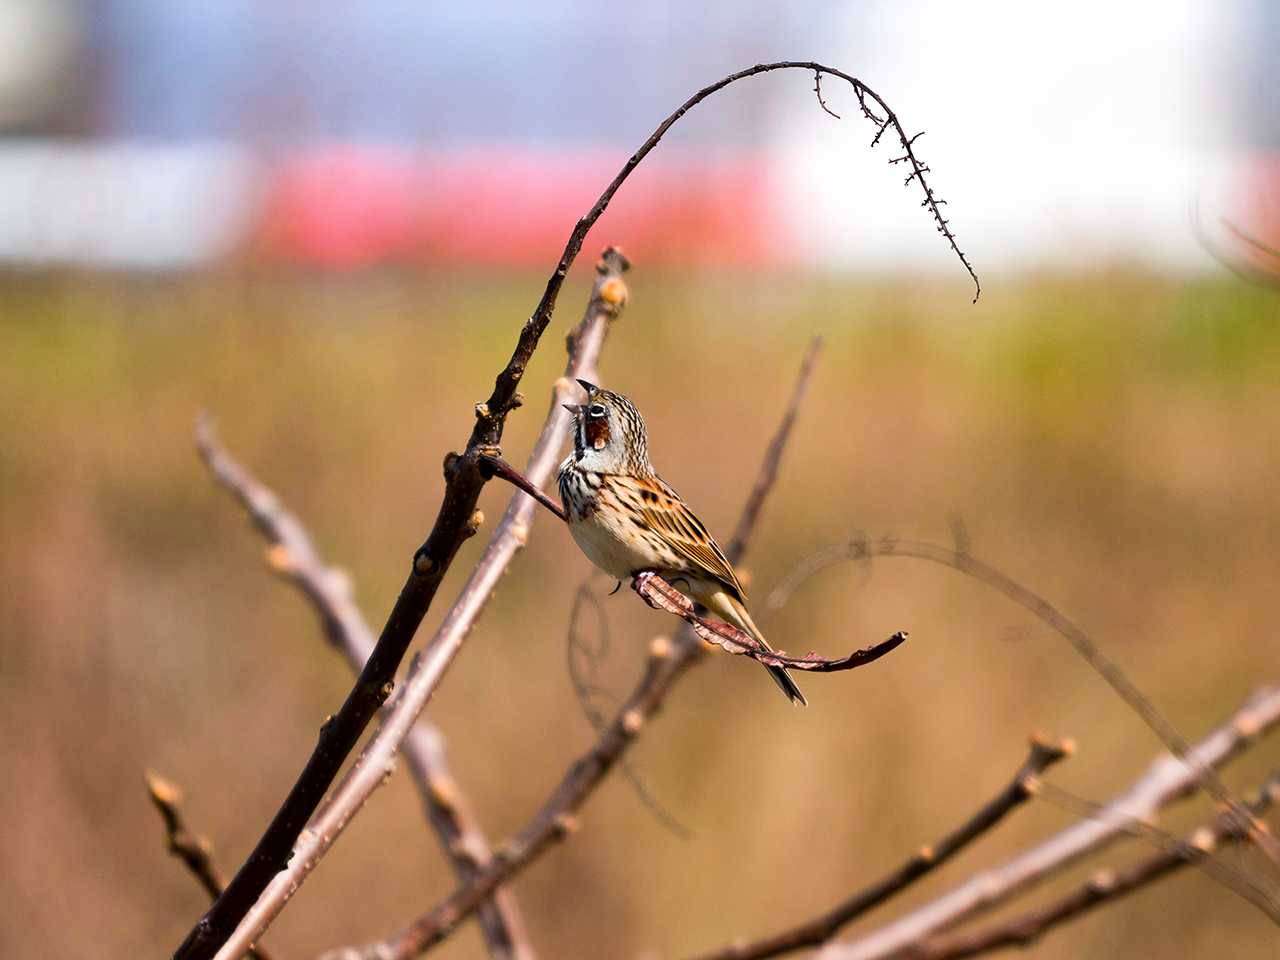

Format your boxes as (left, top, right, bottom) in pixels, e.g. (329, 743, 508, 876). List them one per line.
(691, 737, 1074, 960)
(178, 58, 976, 959)
(146, 773, 277, 960)
(770, 533, 1280, 867)
(194, 421, 532, 960)
(319, 340, 827, 960)
(207, 249, 630, 960)
(911, 772, 1280, 959)
(815, 685, 1280, 960)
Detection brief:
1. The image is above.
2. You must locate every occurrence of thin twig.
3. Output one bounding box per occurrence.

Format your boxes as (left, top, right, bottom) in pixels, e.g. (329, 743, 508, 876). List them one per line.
(1028, 779, 1280, 920)
(814, 685, 1280, 960)
(567, 579, 692, 839)
(146, 773, 277, 960)
(208, 250, 630, 960)
(727, 337, 823, 559)
(632, 571, 906, 673)
(194, 425, 532, 960)
(1187, 198, 1280, 290)
(769, 534, 1280, 867)
(1222, 217, 1280, 264)
(813, 70, 841, 119)
(691, 737, 1074, 960)
(179, 60, 976, 959)
(911, 773, 1280, 959)
(400, 731, 534, 960)
(319, 339, 825, 960)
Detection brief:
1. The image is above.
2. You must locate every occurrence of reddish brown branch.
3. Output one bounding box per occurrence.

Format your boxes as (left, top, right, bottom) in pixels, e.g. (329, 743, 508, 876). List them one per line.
(320, 340, 825, 960)
(911, 772, 1280, 960)
(815, 685, 1280, 960)
(632, 571, 905, 673)
(478, 454, 567, 522)
(691, 737, 1074, 960)
(146, 773, 277, 960)
(208, 250, 630, 960)
(194, 423, 532, 960)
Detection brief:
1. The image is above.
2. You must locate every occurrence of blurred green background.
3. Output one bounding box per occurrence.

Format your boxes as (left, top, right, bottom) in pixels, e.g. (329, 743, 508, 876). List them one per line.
(2, 264, 1277, 958)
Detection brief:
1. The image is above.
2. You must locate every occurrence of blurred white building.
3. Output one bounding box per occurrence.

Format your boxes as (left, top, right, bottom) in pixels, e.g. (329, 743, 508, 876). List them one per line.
(0, 1, 1273, 272)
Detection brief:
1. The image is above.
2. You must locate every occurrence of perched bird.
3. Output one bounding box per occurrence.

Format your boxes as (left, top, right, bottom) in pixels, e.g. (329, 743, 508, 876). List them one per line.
(558, 380, 806, 705)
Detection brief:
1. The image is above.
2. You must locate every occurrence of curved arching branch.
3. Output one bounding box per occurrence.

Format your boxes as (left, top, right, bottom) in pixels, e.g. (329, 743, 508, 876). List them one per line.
(178, 60, 978, 960)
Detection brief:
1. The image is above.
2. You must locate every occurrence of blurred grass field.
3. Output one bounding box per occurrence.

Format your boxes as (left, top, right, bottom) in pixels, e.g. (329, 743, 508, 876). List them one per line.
(1, 264, 1278, 959)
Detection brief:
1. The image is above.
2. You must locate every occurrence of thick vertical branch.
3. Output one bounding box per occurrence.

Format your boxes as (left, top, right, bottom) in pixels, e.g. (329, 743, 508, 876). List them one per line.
(208, 250, 630, 960)
(194, 423, 532, 960)
(320, 340, 825, 960)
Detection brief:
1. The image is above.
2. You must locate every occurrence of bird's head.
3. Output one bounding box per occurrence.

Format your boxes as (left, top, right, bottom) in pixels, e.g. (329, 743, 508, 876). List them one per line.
(563, 379, 651, 474)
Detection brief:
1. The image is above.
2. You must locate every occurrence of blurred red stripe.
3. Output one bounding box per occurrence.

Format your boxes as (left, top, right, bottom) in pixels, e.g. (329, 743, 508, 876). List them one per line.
(255, 145, 781, 268)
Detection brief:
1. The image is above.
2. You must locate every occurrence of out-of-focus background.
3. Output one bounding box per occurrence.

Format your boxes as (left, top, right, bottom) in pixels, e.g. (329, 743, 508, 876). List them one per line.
(2, 2, 1279, 958)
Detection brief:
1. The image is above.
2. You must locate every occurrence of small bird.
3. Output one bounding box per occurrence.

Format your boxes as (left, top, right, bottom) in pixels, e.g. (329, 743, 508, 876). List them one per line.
(558, 380, 805, 705)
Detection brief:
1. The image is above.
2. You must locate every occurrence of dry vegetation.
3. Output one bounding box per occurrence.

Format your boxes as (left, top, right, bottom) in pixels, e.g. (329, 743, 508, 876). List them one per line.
(1, 267, 1278, 958)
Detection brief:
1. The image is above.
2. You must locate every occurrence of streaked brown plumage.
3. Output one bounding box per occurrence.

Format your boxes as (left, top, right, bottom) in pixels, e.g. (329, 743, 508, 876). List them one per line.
(558, 380, 806, 705)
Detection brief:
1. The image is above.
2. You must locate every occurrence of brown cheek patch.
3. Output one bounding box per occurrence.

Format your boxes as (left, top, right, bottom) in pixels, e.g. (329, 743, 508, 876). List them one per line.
(585, 417, 610, 451)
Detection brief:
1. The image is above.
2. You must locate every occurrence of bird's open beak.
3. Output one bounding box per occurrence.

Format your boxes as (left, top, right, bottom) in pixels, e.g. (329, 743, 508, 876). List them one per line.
(575, 378, 598, 396)
(562, 403, 584, 416)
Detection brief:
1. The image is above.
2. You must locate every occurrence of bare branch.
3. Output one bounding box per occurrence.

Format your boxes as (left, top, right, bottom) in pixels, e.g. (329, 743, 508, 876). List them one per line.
(194, 425, 532, 960)
(1029, 779, 1280, 920)
(770, 534, 1280, 866)
(691, 737, 1073, 960)
(321, 340, 824, 960)
(207, 250, 630, 960)
(813, 70, 842, 119)
(567, 579, 692, 839)
(632, 571, 906, 673)
(1222, 217, 1280, 264)
(727, 337, 823, 558)
(815, 685, 1280, 960)
(1188, 199, 1280, 290)
(178, 59, 976, 958)
(400, 731, 534, 960)
(912, 772, 1280, 959)
(146, 773, 277, 960)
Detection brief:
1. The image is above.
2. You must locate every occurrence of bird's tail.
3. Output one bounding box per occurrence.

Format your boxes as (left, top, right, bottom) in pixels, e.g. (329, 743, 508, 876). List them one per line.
(712, 592, 807, 706)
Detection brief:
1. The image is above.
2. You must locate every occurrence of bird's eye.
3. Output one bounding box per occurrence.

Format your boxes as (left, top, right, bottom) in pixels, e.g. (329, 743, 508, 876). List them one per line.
(588, 403, 607, 418)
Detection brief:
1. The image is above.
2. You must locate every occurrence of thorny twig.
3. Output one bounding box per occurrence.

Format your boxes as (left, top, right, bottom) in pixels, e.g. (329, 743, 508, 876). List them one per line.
(691, 736, 1074, 960)
(769, 533, 1280, 868)
(179, 60, 976, 959)
(320, 339, 826, 960)
(146, 773, 277, 960)
(208, 250, 630, 960)
(194, 422, 532, 960)
(910, 772, 1280, 959)
(814, 685, 1280, 960)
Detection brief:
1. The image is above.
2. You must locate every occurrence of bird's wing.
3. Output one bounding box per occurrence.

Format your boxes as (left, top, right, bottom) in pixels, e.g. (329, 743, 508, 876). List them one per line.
(613, 473, 745, 601)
